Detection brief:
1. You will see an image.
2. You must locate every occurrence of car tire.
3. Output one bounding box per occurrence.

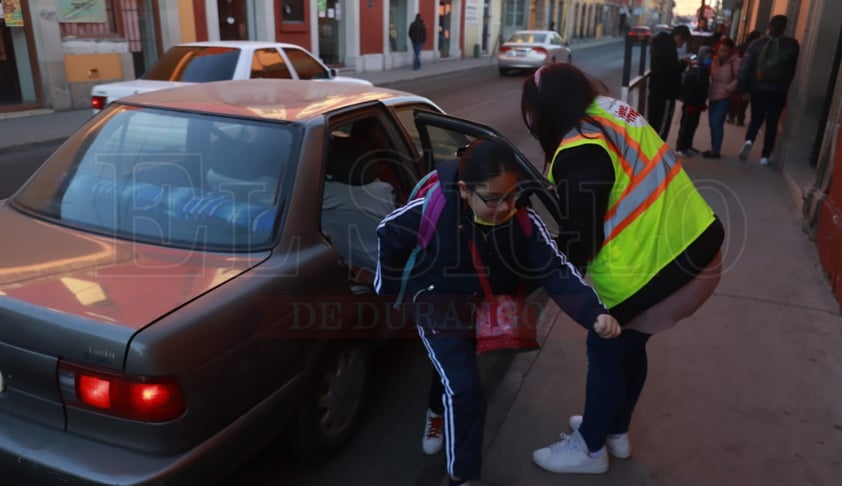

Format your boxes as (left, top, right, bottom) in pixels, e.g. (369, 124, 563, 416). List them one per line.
(568, 54, 573, 64)
(293, 344, 372, 463)
(498, 67, 508, 76)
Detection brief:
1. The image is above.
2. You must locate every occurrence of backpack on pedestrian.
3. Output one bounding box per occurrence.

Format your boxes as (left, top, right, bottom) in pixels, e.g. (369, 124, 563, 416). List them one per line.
(756, 37, 786, 82)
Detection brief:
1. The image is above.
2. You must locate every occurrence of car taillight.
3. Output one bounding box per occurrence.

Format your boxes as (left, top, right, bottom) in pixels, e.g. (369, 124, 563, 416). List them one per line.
(500, 46, 511, 53)
(58, 361, 186, 422)
(532, 47, 548, 55)
(91, 95, 107, 111)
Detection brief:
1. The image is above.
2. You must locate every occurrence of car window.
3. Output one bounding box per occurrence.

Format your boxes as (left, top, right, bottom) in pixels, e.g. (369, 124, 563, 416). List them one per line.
(283, 48, 330, 80)
(251, 48, 292, 79)
(142, 46, 241, 82)
(551, 34, 563, 45)
(509, 33, 547, 43)
(13, 106, 296, 251)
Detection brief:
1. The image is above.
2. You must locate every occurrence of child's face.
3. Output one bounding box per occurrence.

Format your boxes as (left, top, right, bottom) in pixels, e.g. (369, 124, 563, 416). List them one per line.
(718, 45, 733, 59)
(459, 171, 521, 225)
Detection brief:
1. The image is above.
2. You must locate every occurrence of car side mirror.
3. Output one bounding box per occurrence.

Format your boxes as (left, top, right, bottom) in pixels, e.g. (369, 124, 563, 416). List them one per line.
(329, 68, 338, 78)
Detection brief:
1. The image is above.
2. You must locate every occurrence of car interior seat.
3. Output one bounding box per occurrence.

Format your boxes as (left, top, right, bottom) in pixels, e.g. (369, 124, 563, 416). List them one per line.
(322, 130, 397, 285)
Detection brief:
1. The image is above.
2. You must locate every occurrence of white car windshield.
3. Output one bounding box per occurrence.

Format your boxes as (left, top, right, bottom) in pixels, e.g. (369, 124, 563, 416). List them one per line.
(142, 46, 241, 82)
(14, 106, 297, 251)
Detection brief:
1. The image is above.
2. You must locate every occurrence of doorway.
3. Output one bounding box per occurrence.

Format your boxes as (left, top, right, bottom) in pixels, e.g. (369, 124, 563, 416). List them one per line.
(438, 0, 451, 58)
(318, 0, 345, 65)
(218, 0, 249, 41)
(0, 1, 40, 110)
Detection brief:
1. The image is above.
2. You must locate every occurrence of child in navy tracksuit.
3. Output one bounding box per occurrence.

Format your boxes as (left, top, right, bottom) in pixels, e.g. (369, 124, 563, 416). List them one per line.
(675, 47, 713, 156)
(375, 137, 620, 486)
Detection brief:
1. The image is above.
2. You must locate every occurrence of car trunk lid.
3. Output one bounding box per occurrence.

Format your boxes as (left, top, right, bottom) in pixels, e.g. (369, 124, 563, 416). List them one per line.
(91, 79, 193, 105)
(0, 205, 265, 429)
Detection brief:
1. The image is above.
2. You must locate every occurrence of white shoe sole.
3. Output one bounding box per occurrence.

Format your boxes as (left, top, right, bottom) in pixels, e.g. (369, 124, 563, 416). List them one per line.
(532, 450, 609, 474)
(569, 415, 632, 459)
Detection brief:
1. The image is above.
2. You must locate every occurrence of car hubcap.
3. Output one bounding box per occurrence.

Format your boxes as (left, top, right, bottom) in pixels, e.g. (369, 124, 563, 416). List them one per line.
(316, 349, 366, 438)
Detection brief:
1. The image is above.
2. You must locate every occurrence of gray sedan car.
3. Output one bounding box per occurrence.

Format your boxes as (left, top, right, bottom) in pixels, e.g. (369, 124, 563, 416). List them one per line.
(0, 79, 561, 485)
(497, 30, 572, 75)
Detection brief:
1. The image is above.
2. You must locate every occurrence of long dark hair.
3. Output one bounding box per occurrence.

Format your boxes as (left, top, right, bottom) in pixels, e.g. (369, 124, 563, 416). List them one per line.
(521, 63, 612, 167)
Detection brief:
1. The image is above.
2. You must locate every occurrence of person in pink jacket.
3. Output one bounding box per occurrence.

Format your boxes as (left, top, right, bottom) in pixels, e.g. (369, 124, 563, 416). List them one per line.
(703, 38, 740, 158)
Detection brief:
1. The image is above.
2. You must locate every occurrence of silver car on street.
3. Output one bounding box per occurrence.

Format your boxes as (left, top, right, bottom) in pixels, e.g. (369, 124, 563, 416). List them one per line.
(497, 30, 572, 75)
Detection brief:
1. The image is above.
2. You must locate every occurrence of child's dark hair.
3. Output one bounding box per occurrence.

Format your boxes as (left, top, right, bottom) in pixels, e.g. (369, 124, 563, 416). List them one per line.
(719, 37, 736, 50)
(457, 137, 521, 189)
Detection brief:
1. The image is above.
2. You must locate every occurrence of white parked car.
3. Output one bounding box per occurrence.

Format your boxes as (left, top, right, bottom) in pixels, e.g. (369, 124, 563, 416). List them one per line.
(497, 30, 572, 75)
(90, 41, 372, 112)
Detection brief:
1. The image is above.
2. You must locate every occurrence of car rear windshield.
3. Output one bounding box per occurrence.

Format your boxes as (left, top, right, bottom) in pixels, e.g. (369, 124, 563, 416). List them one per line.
(142, 46, 240, 82)
(509, 33, 547, 43)
(13, 106, 297, 252)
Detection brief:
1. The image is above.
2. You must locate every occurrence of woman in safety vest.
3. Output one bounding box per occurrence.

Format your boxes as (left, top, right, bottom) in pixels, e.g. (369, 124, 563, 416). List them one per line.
(521, 63, 725, 474)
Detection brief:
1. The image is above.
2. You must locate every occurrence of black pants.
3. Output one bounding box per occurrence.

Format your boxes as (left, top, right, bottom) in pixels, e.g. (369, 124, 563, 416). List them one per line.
(647, 93, 676, 142)
(578, 329, 652, 452)
(745, 90, 789, 158)
(420, 326, 484, 481)
(675, 104, 702, 152)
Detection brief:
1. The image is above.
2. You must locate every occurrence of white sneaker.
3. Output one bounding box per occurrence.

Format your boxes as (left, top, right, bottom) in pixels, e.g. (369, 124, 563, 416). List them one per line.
(760, 157, 770, 166)
(532, 430, 609, 474)
(422, 409, 444, 455)
(569, 415, 632, 459)
(739, 140, 752, 161)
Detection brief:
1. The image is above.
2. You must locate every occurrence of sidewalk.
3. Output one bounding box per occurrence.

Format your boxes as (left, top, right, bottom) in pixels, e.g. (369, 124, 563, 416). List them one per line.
(475, 112, 842, 486)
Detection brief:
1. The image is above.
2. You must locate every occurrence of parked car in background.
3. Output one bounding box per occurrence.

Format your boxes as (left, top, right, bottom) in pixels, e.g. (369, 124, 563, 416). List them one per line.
(628, 25, 652, 43)
(90, 41, 372, 113)
(497, 30, 572, 75)
(0, 79, 561, 485)
(654, 24, 672, 35)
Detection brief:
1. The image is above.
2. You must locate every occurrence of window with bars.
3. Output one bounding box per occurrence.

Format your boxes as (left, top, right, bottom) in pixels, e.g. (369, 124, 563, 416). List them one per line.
(59, 0, 123, 38)
(504, 0, 525, 28)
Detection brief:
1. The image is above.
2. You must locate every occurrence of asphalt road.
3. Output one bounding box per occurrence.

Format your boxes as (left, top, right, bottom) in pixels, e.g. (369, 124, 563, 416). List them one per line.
(0, 41, 631, 485)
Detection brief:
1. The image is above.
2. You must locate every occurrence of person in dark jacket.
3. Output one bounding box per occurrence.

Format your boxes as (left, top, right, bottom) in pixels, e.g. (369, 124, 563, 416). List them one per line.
(648, 24, 693, 141)
(675, 46, 713, 156)
(522, 63, 725, 475)
(408, 14, 427, 70)
(737, 15, 800, 166)
(376, 137, 620, 485)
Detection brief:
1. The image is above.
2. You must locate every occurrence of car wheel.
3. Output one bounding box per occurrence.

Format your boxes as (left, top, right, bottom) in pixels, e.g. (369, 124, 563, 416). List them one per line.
(294, 344, 372, 462)
(568, 54, 573, 64)
(498, 67, 508, 76)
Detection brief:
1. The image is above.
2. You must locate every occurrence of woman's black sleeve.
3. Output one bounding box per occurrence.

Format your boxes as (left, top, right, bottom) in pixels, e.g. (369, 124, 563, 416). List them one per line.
(550, 144, 615, 272)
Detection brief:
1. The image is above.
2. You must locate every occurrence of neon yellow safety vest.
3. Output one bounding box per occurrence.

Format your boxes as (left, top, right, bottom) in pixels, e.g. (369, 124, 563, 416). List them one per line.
(548, 96, 715, 308)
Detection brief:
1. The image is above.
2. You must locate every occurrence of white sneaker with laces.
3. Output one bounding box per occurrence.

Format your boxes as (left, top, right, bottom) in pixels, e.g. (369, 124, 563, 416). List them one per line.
(569, 415, 632, 459)
(739, 140, 753, 161)
(532, 430, 609, 474)
(422, 409, 444, 455)
(760, 157, 770, 166)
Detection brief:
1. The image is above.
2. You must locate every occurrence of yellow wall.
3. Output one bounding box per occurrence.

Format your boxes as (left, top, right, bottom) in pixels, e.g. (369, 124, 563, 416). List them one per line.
(63, 54, 123, 83)
(178, 0, 197, 43)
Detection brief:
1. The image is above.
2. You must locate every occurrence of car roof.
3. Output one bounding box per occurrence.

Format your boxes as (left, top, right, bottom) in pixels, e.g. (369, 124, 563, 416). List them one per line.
(177, 41, 305, 49)
(117, 79, 417, 122)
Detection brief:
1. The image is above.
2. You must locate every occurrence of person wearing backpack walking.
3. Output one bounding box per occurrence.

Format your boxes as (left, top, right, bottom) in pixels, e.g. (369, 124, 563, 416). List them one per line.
(375, 137, 621, 485)
(521, 63, 725, 475)
(736, 15, 800, 166)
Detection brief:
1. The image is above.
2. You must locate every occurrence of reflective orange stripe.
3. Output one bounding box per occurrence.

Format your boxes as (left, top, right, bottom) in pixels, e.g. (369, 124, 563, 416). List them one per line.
(604, 141, 674, 221)
(602, 160, 683, 245)
(590, 114, 654, 168)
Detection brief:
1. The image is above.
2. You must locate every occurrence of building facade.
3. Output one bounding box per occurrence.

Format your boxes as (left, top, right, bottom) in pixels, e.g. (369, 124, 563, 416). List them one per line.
(0, 0, 518, 113)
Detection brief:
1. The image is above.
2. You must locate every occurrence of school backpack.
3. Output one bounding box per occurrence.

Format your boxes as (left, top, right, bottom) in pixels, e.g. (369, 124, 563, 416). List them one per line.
(756, 37, 786, 82)
(393, 168, 532, 307)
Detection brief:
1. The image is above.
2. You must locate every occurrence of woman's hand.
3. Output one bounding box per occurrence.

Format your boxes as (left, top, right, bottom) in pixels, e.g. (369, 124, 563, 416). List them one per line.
(593, 314, 621, 338)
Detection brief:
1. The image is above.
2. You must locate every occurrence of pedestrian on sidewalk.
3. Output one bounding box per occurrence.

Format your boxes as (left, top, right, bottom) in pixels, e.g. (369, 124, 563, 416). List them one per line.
(647, 24, 693, 141)
(737, 15, 800, 166)
(521, 63, 725, 475)
(675, 46, 712, 156)
(408, 14, 427, 71)
(703, 38, 740, 159)
(727, 30, 761, 126)
(375, 137, 620, 486)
